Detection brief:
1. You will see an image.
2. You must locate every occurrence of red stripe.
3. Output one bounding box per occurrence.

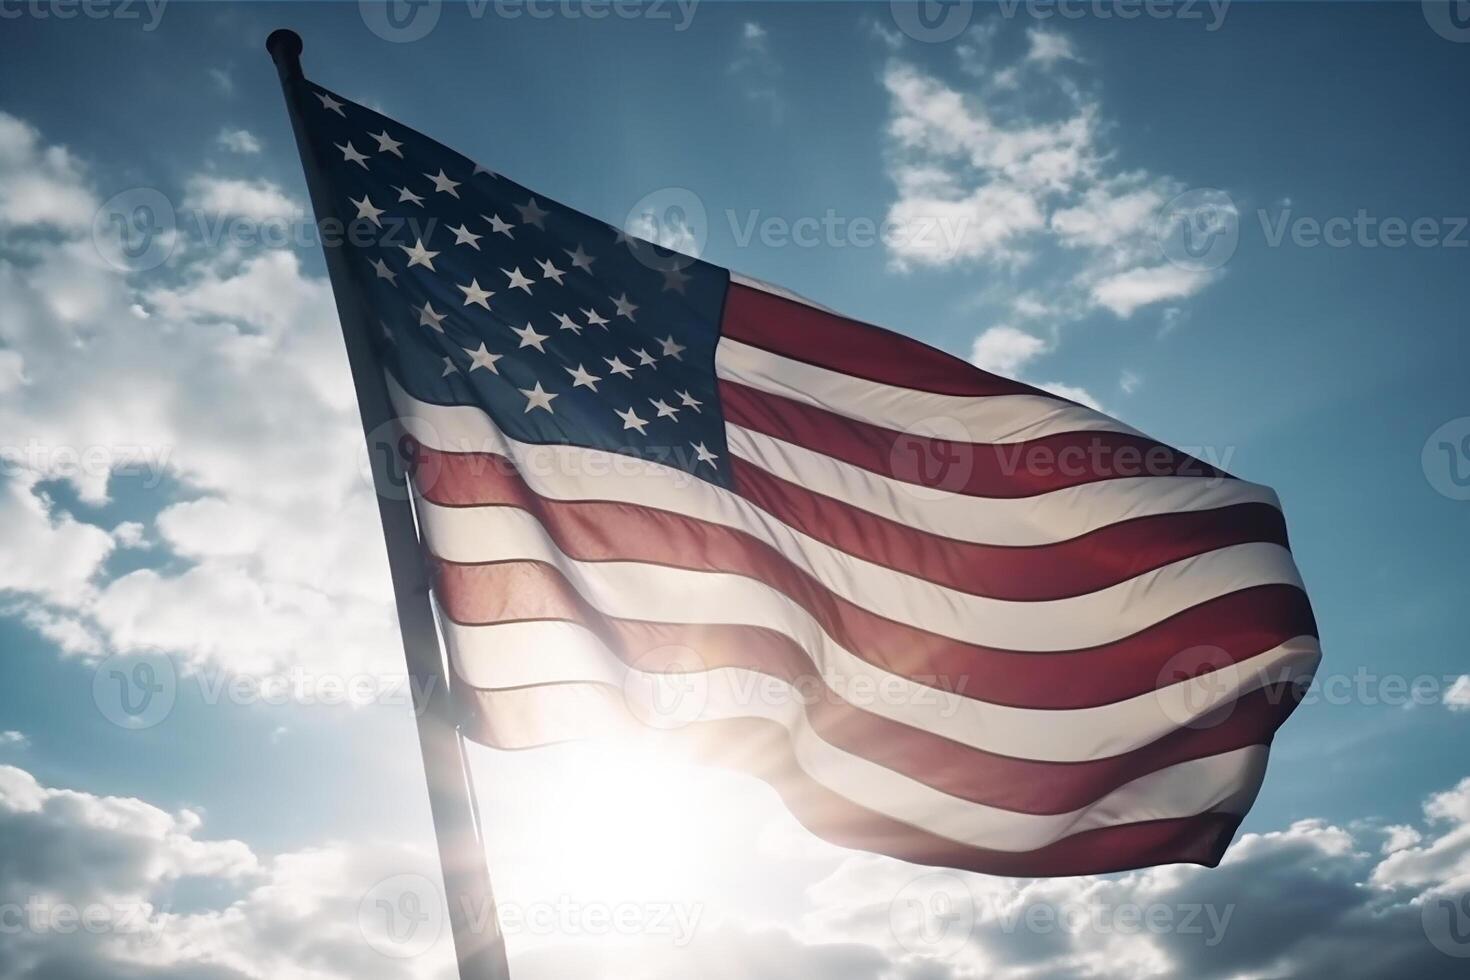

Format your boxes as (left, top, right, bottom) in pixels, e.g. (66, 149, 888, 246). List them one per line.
(730, 457, 1288, 600)
(721, 379, 1228, 498)
(722, 281, 1040, 399)
(418, 443, 1283, 602)
(418, 448, 1316, 710)
(460, 698, 1245, 875)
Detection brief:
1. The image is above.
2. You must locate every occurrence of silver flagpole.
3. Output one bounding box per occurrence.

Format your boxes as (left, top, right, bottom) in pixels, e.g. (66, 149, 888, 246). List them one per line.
(265, 29, 511, 980)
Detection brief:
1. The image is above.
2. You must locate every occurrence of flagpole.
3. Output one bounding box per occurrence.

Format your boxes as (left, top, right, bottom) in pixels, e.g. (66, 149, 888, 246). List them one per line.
(265, 29, 511, 980)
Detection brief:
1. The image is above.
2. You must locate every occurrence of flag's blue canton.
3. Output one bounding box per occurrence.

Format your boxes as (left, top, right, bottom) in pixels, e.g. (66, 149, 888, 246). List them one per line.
(301, 84, 732, 486)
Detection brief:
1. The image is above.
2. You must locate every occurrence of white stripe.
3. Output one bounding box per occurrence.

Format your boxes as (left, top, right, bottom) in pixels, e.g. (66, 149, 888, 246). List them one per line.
(390, 375, 1279, 548)
(422, 498, 1301, 652)
(726, 423, 1279, 545)
(717, 337, 1140, 444)
(450, 628, 1269, 852)
(430, 510, 1319, 763)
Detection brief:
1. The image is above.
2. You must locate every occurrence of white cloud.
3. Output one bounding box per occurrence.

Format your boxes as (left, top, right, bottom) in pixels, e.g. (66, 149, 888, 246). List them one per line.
(731, 19, 784, 122)
(1092, 263, 1218, 318)
(1443, 674, 1470, 711)
(182, 176, 300, 224)
(969, 325, 1048, 375)
(0, 114, 398, 689)
(111, 521, 148, 548)
(0, 111, 98, 230)
(1026, 27, 1081, 67)
(1383, 824, 1424, 854)
(0, 730, 26, 747)
(1120, 369, 1142, 395)
(215, 128, 262, 155)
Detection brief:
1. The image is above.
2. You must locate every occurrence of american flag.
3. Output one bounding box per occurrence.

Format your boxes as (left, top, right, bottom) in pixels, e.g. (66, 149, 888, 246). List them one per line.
(300, 83, 1319, 877)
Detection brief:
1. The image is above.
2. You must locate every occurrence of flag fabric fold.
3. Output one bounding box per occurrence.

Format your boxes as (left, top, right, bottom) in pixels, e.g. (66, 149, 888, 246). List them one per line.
(296, 79, 1319, 877)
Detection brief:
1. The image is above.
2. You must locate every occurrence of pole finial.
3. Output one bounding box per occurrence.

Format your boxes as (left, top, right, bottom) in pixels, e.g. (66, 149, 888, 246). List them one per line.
(265, 29, 304, 76)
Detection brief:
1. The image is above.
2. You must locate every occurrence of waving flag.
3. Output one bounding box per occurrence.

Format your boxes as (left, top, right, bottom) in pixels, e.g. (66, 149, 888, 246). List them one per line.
(293, 79, 1318, 878)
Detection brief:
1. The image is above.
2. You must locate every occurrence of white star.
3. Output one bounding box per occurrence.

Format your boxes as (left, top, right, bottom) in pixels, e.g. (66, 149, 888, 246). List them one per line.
(369, 257, 397, 285)
(394, 185, 425, 207)
(537, 258, 566, 284)
(484, 213, 514, 238)
(381, 320, 396, 344)
(316, 91, 345, 115)
(425, 169, 461, 197)
(417, 302, 448, 333)
(658, 336, 686, 360)
(676, 389, 703, 413)
(457, 279, 493, 309)
(565, 364, 601, 391)
(650, 398, 679, 420)
(691, 442, 719, 468)
(616, 407, 649, 435)
(350, 194, 384, 227)
(553, 313, 582, 334)
(661, 264, 692, 294)
(463, 343, 503, 374)
(371, 130, 403, 157)
(400, 239, 440, 270)
(612, 293, 639, 321)
(502, 267, 534, 294)
(516, 197, 549, 228)
(604, 356, 634, 379)
(520, 382, 558, 414)
(336, 141, 369, 168)
(512, 322, 550, 352)
(441, 356, 459, 377)
(631, 348, 658, 370)
(581, 308, 610, 329)
(564, 244, 595, 272)
(472, 163, 499, 178)
(448, 223, 482, 249)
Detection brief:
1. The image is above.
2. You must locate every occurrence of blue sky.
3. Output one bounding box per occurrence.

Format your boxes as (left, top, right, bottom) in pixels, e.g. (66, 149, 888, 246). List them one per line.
(1, 3, 1469, 978)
